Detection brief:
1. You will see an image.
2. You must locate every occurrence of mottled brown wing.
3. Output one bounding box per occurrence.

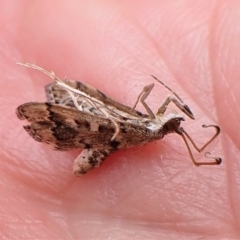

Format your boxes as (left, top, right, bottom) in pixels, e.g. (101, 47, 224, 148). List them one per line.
(45, 81, 77, 107)
(16, 102, 152, 151)
(45, 82, 105, 117)
(45, 80, 148, 119)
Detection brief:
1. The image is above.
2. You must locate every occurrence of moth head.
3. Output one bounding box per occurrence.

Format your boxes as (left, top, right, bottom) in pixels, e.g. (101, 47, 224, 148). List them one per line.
(163, 114, 185, 134)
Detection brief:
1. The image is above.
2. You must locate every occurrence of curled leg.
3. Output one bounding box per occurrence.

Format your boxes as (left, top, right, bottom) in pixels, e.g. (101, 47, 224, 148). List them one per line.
(178, 125, 221, 166)
(181, 125, 220, 152)
(73, 148, 115, 176)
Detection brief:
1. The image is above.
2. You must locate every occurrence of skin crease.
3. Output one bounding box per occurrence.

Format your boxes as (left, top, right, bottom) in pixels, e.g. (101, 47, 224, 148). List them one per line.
(1, 0, 240, 239)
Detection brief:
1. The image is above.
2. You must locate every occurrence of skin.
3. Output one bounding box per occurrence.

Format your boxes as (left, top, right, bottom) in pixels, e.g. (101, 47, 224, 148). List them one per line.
(1, 0, 239, 239)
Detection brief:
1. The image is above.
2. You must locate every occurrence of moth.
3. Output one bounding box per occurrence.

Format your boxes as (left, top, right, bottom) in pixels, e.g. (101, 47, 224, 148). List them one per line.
(16, 63, 222, 176)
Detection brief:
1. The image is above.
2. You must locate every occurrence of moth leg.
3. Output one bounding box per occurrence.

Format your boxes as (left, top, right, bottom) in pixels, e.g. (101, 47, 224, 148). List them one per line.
(73, 148, 115, 176)
(178, 125, 222, 166)
(149, 75, 195, 120)
(132, 83, 155, 119)
(156, 96, 195, 120)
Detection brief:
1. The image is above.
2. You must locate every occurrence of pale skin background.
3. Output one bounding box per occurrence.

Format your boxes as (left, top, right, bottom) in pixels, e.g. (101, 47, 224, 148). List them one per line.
(0, 0, 240, 239)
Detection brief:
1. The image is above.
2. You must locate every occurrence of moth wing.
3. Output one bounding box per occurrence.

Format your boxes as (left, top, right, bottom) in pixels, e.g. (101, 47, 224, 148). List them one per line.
(45, 80, 149, 120)
(45, 81, 106, 117)
(45, 82, 76, 107)
(16, 102, 119, 151)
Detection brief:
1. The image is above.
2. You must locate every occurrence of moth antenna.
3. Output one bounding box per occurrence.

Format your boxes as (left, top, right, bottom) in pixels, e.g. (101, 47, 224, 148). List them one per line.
(150, 75, 184, 103)
(17, 62, 63, 83)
